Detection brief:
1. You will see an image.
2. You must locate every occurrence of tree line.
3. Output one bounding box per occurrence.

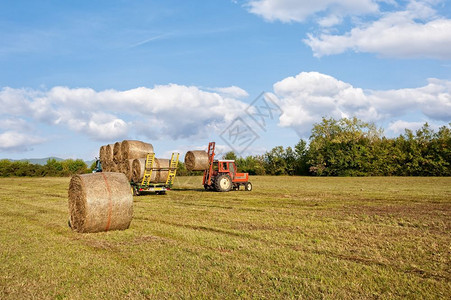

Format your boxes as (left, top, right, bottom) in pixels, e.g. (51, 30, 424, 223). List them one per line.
(223, 117, 451, 176)
(1, 117, 450, 177)
(0, 158, 92, 177)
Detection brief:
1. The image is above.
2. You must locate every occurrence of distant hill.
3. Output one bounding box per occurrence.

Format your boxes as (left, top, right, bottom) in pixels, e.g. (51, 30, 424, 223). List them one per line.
(6, 157, 95, 166)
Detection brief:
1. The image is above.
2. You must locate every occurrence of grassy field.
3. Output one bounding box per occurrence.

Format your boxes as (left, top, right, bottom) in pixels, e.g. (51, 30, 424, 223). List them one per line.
(0, 176, 450, 299)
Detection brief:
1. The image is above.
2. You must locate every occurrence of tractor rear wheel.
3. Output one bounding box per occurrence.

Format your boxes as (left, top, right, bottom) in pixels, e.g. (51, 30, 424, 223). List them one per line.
(215, 174, 232, 192)
(245, 182, 252, 191)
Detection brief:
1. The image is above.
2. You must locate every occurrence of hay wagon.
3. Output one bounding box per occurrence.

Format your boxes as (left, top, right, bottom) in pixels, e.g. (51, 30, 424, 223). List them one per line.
(130, 152, 179, 196)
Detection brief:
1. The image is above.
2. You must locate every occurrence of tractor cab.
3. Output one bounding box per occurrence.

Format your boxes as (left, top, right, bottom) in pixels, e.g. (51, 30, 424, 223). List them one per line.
(213, 160, 249, 183)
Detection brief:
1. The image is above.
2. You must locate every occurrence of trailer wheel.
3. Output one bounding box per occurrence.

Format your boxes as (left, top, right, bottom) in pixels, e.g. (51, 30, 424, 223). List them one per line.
(245, 182, 252, 191)
(215, 174, 232, 192)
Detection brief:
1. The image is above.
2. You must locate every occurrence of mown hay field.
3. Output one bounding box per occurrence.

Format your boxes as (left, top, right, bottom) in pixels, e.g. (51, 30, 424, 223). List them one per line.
(0, 176, 450, 299)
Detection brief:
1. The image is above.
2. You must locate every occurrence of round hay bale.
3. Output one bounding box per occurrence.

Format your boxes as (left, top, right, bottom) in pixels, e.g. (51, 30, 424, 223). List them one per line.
(68, 172, 133, 233)
(155, 158, 170, 182)
(121, 140, 154, 160)
(185, 150, 209, 171)
(121, 159, 134, 181)
(105, 144, 114, 164)
(132, 158, 155, 183)
(131, 158, 169, 183)
(101, 161, 110, 172)
(99, 145, 107, 165)
(110, 162, 120, 173)
(119, 160, 126, 174)
(132, 158, 145, 183)
(113, 141, 122, 164)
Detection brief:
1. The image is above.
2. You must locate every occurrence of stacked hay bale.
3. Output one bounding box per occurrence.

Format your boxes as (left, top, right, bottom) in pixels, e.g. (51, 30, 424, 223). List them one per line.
(131, 158, 170, 183)
(68, 172, 133, 233)
(98, 140, 171, 183)
(121, 140, 154, 160)
(121, 159, 135, 181)
(113, 141, 122, 165)
(99, 144, 114, 172)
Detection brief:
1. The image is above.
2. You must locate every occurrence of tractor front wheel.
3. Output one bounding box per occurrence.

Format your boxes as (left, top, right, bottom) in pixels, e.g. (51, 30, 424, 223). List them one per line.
(215, 174, 232, 192)
(245, 182, 252, 191)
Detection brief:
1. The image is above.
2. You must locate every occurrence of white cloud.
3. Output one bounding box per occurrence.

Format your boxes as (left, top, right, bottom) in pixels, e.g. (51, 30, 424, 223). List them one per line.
(388, 120, 425, 134)
(207, 86, 249, 98)
(0, 87, 36, 115)
(0, 117, 45, 152)
(0, 84, 249, 143)
(388, 119, 444, 134)
(247, 0, 379, 23)
(305, 1, 451, 59)
(0, 118, 30, 131)
(0, 131, 45, 152)
(273, 72, 451, 136)
(246, 0, 451, 59)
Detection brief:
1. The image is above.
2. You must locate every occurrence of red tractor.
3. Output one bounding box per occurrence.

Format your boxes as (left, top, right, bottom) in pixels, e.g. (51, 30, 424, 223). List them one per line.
(203, 142, 252, 192)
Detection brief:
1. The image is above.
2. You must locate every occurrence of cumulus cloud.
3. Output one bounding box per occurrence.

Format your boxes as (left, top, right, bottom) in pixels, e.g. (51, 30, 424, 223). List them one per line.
(305, 1, 451, 59)
(0, 118, 31, 131)
(273, 72, 451, 136)
(207, 86, 249, 98)
(247, 0, 379, 23)
(0, 131, 45, 152)
(0, 117, 45, 152)
(0, 84, 249, 144)
(304, 2, 451, 59)
(388, 120, 426, 134)
(246, 0, 451, 59)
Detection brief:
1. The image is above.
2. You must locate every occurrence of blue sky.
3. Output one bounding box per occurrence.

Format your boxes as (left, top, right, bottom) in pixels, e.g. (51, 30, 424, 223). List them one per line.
(1, 0, 450, 160)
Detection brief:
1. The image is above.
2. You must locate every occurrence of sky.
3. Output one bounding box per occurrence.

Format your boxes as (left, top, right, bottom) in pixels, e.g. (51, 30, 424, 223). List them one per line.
(1, 0, 450, 160)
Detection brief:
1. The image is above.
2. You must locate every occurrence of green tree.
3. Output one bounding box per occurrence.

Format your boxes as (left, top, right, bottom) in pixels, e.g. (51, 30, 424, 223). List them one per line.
(294, 140, 310, 175)
(284, 147, 296, 175)
(0, 160, 12, 177)
(308, 117, 382, 176)
(236, 155, 266, 175)
(62, 159, 88, 175)
(44, 159, 63, 176)
(223, 151, 237, 161)
(264, 146, 287, 175)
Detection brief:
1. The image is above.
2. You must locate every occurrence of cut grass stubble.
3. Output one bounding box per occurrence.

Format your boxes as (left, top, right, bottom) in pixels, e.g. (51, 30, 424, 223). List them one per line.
(0, 176, 450, 299)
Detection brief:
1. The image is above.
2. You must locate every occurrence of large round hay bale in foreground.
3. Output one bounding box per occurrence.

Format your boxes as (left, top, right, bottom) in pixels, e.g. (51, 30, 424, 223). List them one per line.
(68, 172, 133, 233)
(113, 141, 122, 164)
(121, 140, 154, 160)
(185, 150, 209, 171)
